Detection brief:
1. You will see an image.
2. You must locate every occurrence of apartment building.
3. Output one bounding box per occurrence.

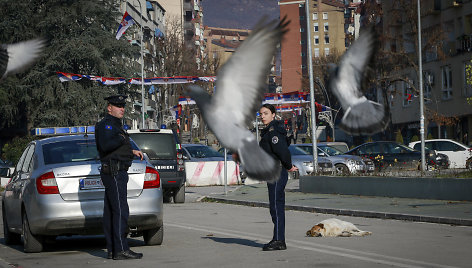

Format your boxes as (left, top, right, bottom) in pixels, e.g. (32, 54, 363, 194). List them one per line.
(203, 27, 250, 66)
(118, 0, 166, 129)
(159, 0, 205, 66)
(279, 0, 346, 93)
(383, 0, 472, 146)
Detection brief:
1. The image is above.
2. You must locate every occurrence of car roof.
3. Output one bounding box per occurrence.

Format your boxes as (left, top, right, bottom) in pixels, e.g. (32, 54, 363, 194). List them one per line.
(127, 129, 173, 134)
(34, 134, 95, 145)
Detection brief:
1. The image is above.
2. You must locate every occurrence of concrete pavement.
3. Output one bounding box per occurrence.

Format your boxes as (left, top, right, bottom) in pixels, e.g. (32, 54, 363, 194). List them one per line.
(198, 179, 472, 226)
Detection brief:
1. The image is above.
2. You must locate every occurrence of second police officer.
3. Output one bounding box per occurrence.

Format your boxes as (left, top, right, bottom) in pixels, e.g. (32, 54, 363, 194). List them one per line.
(95, 94, 144, 260)
(259, 104, 298, 251)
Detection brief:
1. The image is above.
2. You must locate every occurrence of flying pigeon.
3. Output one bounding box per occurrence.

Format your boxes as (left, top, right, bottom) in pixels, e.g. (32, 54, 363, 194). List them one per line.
(186, 17, 288, 182)
(0, 38, 45, 80)
(328, 27, 389, 136)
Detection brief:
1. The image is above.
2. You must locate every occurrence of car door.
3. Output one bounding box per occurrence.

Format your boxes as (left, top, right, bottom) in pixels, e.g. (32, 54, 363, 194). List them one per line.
(436, 141, 468, 168)
(5, 144, 34, 229)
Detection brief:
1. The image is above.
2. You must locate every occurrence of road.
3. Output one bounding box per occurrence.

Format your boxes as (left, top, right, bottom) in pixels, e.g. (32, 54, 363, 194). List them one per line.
(0, 190, 471, 268)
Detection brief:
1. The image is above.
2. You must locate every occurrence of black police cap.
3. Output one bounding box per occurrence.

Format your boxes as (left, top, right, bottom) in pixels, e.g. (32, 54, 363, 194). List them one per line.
(104, 94, 127, 106)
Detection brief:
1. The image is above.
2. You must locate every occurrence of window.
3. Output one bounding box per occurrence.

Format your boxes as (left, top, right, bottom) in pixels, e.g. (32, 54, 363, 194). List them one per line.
(314, 22, 319, 32)
(21, 145, 35, 173)
(314, 35, 319, 45)
(324, 47, 330, 56)
(314, 48, 320, 58)
(313, 12, 318, 20)
(300, 28, 305, 32)
(324, 35, 330, 44)
(324, 22, 329, 32)
(423, 71, 433, 103)
(323, 12, 328, 20)
(403, 80, 413, 106)
(463, 62, 472, 97)
(441, 65, 453, 99)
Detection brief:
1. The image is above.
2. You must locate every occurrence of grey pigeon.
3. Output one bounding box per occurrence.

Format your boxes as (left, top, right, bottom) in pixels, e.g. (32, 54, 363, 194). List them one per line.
(328, 27, 389, 136)
(0, 38, 45, 80)
(186, 17, 288, 182)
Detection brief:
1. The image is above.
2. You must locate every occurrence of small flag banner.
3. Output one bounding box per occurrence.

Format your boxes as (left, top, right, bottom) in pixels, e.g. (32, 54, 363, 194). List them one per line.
(57, 72, 216, 85)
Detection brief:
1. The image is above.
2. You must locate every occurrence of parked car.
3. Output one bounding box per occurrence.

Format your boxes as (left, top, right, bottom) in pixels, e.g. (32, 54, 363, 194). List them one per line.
(288, 145, 334, 178)
(345, 141, 439, 171)
(317, 141, 350, 153)
(182, 144, 226, 161)
(292, 144, 374, 175)
(0, 165, 14, 187)
(2, 134, 163, 253)
(128, 129, 186, 203)
(409, 139, 471, 169)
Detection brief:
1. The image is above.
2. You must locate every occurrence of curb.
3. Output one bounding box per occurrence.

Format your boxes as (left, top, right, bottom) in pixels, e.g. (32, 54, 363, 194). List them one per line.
(203, 196, 472, 226)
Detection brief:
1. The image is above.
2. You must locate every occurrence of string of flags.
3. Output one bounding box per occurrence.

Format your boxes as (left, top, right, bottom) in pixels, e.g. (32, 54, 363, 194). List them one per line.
(56, 72, 217, 85)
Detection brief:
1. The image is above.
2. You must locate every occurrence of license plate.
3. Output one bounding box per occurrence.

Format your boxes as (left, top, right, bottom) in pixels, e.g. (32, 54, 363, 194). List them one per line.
(79, 178, 104, 190)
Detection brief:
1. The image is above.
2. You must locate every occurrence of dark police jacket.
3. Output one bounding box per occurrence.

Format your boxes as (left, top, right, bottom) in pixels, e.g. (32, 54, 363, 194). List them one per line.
(95, 114, 133, 168)
(259, 120, 293, 170)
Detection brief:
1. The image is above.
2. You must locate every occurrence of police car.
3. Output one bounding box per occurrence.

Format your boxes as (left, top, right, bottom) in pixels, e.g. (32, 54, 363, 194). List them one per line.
(2, 127, 163, 253)
(127, 128, 186, 203)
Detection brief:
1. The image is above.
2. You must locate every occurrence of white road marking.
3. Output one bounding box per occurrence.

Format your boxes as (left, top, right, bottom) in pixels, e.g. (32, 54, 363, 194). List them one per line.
(166, 222, 458, 268)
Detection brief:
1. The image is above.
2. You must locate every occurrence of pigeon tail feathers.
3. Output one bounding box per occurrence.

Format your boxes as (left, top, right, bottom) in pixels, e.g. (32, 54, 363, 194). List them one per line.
(238, 137, 281, 182)
(340, 100, 389, 136)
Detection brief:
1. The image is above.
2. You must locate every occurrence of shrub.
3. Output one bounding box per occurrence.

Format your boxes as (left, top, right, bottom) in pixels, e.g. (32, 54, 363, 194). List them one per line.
(2, 136, 35, 165)
(410, 135, 419, 142)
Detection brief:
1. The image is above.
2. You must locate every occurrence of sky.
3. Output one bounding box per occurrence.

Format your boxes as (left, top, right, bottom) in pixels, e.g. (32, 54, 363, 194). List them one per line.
(201, 0, 280, 29)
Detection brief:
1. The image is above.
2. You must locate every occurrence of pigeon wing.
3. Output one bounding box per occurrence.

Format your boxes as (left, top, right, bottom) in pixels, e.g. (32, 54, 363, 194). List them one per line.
(2, 39, 45, 79)
(329, 27, 389, 135)
(211, 17, 288, 128)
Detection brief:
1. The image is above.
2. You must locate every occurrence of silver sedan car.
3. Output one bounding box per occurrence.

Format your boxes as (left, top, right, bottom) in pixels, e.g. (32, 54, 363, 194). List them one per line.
(288, 145, 334, 179)
(292, 143, 375, 175)
(2, 134, 163, 253)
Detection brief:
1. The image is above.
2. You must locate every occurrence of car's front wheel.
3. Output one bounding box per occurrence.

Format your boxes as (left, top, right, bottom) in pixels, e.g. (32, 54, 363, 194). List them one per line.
(335, 164, 350, 176)
(3, 205, 21, 245)
(143, 225, 163, 246)
(22, 211, 44, 253)
(173, 185, 185, 203)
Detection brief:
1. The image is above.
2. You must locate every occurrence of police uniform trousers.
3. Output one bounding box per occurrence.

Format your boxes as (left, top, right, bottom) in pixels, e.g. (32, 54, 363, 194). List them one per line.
(101, 170, 130, 254)
(267, 168, 288, 241)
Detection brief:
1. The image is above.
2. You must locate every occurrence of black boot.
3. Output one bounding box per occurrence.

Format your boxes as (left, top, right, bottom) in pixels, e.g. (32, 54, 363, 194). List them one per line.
(262, 240, 287, 251)
(113, 249, 143, 260)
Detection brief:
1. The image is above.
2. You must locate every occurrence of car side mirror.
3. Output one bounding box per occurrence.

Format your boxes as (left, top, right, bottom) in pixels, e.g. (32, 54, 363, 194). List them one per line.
(318, 152, 326, 157)
(182, 155, 189, 160)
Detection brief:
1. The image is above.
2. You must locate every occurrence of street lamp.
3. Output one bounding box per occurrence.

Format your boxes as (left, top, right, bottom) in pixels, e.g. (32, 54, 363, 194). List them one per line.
(305, 0, 318, 173)
(417, 0, 426, 172)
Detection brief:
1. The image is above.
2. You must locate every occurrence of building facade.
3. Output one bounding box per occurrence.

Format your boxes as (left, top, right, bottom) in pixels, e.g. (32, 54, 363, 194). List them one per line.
(279, 0, 346, 93)
(119, 0, 166, 129)
(382, 0, 472, 146)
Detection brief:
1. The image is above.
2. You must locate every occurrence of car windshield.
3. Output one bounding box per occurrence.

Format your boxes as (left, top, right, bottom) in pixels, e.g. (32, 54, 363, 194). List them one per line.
(129, 133, 176, 160)
(319, 145, 343, 156)
(384, 143, 416, 154)
(289, 146, 310, 155)
(185, 146, 222, 158)
(43, 139, 99, 165)
(43, 138, 140, 165)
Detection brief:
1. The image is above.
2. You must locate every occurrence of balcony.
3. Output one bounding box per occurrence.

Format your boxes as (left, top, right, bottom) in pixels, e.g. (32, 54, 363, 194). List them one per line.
(457, 34, 472, 53)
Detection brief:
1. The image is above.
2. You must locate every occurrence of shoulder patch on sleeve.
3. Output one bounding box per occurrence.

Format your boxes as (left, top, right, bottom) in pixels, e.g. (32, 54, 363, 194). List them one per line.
(272, 136, 279, 144)
(105, 125, 112, 130)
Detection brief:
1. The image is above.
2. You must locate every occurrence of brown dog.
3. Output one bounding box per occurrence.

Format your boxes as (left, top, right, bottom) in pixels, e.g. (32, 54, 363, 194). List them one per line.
(306, 218, 372, 237)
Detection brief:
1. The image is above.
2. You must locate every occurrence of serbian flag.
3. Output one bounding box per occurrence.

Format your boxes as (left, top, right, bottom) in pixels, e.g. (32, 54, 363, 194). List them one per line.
(57, 72, 82, 82)
(116, 12, 135, 40)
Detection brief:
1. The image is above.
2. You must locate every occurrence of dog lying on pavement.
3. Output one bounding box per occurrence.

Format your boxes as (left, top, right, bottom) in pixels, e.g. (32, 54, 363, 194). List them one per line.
(306, 218, 372, 237)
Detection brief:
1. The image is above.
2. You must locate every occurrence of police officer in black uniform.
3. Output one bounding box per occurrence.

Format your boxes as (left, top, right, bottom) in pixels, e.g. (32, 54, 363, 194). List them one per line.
(95, 94, 144, 260)
(259, 104, 298, 251)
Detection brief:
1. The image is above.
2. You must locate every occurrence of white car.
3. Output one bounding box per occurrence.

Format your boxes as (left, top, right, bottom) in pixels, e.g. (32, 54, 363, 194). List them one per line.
(409, 139, 472, 169)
